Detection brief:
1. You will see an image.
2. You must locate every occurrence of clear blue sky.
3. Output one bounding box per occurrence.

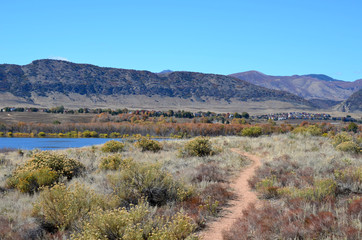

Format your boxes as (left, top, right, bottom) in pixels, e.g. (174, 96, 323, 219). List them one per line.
(1, 0, 361, 81)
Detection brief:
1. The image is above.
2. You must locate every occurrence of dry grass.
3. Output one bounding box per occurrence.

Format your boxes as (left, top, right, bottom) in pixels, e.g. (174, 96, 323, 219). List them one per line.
(223, 133, 362, 240)
(0, 137, 246, 239)
(2, 133, 359, 239)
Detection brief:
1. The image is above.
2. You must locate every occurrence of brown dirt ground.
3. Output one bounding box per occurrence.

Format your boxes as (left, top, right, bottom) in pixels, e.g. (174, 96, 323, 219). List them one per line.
(199, 149, 262, 240)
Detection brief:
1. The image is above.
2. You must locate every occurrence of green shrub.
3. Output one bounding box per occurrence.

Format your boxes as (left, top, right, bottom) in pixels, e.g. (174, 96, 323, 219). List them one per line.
(134, 137, 162, 152)
(7, 151, 84, 193)
(99, 154, 133, 170)
(332, 132, 353, 147)
(336, 141, 361, 153)
(101, 140, 125, 153)
(180, 137, 214, 157)
(241, 126, 262, 137)
(108, 162, 192, 206)
(33, 183, 116, 231)
(72, 200, 196, 240)
(347, 122, 358, 133)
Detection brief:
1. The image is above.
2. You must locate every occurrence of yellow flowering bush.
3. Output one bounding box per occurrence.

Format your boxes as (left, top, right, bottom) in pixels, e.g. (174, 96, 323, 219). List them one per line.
(72, 200, 197, 240)
(332, 132, 353, 147)
(292, 125, 322, 136)
(108, 162, 193, 206)
(134, 137, 162, 152)
(7, 167, 58, 193)
(7, 151, 84, 193)
(99, 154, 133, 170)
(334, 166, 362, 193)
(241, 126, 263, 137)
(180, 137, 214, 157)
(33, 183, 117, 231)
(101, 140, 125, 153)
(336, 141, 361, 153)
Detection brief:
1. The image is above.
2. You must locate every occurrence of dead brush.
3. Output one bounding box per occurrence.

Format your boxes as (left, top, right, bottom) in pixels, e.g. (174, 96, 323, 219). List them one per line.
(201, 183, 235, 206)
(192, 162, 227, 183)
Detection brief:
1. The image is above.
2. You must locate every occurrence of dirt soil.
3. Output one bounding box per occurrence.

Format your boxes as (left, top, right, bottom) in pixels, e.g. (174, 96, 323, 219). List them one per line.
(199, 149, 262, 240)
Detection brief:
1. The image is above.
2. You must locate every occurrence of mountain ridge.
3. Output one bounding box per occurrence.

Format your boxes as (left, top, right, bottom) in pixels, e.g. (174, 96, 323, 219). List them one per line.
(0, 59, 315, 112)
(229, 71, 362, 102)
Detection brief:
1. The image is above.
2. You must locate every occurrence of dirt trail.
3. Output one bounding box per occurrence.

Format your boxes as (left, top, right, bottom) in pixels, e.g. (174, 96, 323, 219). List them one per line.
(200, 148, 262, 240)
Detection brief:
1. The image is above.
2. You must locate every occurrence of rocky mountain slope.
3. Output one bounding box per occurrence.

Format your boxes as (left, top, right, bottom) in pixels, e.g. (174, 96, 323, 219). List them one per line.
(0, 60, 314, 112)
(337, 89, 362, 112)
(229, 71, 362, 103)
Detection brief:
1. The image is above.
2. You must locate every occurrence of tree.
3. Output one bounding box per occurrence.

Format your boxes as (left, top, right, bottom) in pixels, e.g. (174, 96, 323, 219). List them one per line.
(242, 112, 250, 119)
(347, 122, 358, 133)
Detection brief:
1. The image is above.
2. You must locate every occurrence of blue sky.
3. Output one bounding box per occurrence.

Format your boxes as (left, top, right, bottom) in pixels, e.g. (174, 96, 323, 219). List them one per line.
(1, 0, 361, 81)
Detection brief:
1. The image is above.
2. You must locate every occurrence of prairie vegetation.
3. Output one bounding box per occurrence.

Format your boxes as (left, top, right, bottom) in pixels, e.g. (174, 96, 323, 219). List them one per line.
(0, 122, 360, 239)
(223, 131, 361, 240)
(0, 137, 246, 239)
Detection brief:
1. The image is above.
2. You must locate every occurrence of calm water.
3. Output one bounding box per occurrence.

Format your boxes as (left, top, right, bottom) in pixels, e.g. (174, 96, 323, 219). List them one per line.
(0, 138, 125, 150)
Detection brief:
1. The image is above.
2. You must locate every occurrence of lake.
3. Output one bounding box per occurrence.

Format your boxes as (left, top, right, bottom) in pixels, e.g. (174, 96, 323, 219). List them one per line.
(0, 138, 125, 150)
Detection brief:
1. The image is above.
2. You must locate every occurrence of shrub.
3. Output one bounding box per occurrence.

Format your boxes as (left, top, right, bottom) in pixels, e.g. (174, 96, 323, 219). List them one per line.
(332, 132, 353, 147)
(223, 203, 283, 240)
(7, 167, 58, 193)
(101, 140, 125, 153)
(255, 176, 280, 199)
(7, 151, 84, 193)
(334, 167, 362, 193)
(82, 130, 99, 137)
(180, 137, 214, 157)
(293, 125, 322, 136)
(223, 202, 339, 240)
(278, 179, 337, 202)
(33, 183, 116, 232)
(109, 132, 121, 138)
(201, 183, 234, 206)
(72, 200, 196, 240)
(241, 126, 262, 137)
(38, 132, 46, 137)
(108, 162, 192, 206)
(306, 125, 322, 136)
(357, 134, 362, 144)
(99, 154, 133, 170)
(336, 141, 360, 153)
(192, 163, 226, 183)
(348, 197, 362, 217)
(135, 137, 162, 152)
(347, 122, 358, 133)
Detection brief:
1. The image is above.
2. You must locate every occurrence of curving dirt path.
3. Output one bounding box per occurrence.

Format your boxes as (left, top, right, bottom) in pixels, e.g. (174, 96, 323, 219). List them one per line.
(200, 148, 262, 240)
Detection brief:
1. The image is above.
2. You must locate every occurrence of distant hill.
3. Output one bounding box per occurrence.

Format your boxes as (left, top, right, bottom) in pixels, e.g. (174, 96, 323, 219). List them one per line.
(158, 69, 173, 74)
(0, 60, 314, 112)
(229, 71, 362, 103)
(337, 89, 362, 112)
